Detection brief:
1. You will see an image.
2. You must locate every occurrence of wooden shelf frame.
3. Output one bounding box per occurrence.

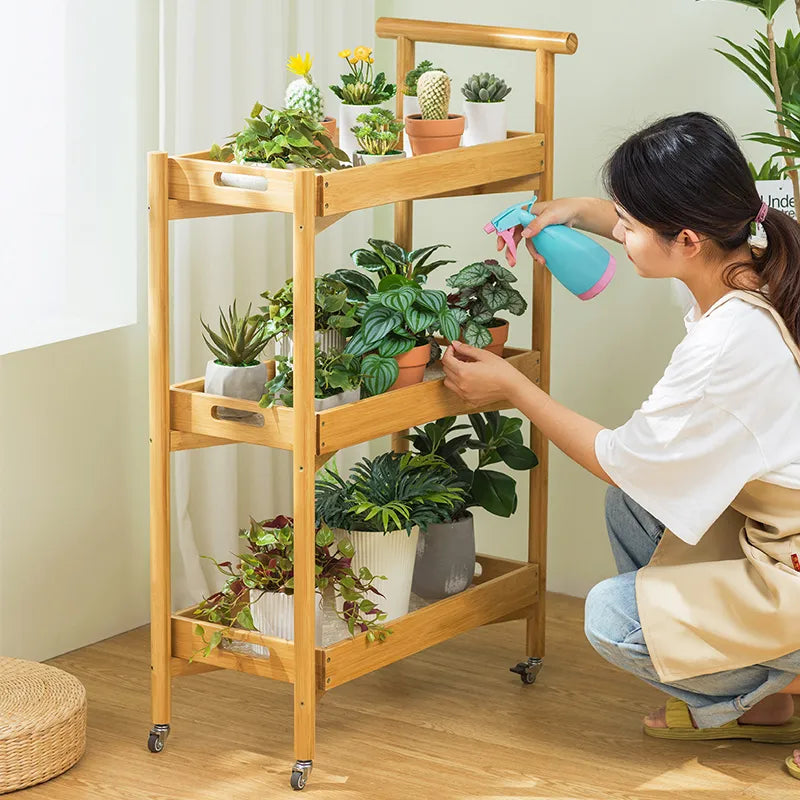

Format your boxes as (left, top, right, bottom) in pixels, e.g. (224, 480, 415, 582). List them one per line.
(147, 15, 575, 786)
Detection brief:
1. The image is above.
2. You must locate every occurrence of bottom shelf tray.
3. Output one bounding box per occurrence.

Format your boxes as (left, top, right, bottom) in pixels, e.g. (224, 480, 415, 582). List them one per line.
(172, 554, 539, 690)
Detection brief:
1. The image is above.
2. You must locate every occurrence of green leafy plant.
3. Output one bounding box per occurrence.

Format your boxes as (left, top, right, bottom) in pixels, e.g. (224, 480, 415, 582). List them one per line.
(258, 275, 359, 343)
(260, 348, 363, 408)
(446, 259, 527, 348)
(403, 60, 445, 96)
(343, 277, 466, 394)
(352, 107, 404, 155)
(194, 515, 389, 652)
(750, 157, 784, 178)
(461, 72, 512, 103)
(346, 238, 455, 286)
(201, 301, 271, 367)
(209, 102, 348, 170)
(315, 452, 465, 534)
(405, 413, 538, 519)
(331, 46, 396, 105)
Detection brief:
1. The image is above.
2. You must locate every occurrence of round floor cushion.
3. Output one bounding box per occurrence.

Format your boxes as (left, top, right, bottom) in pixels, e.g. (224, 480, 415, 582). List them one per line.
(0, 657, 87, 794)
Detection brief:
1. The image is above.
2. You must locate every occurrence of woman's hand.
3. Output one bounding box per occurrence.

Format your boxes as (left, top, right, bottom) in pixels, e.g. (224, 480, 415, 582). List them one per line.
(441, 340, 526, 405)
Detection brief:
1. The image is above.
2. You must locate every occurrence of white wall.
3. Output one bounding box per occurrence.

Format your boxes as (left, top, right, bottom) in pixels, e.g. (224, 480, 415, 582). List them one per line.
(0, 1, 159, 660)
(373, 0, 789, 596)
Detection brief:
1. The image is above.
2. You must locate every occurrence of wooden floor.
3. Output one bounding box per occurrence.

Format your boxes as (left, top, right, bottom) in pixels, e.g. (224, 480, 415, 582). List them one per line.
(17, 592, 800, 799)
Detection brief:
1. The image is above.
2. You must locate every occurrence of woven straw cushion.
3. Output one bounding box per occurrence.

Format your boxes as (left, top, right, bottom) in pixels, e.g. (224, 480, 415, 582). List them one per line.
(0, 657, 87, 794)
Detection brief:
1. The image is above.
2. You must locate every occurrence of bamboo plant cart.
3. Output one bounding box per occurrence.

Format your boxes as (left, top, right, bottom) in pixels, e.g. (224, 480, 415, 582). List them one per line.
(147, 17, 577, 791)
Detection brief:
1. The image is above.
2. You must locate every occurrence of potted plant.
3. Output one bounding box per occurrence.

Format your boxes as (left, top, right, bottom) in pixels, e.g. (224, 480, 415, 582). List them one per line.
(460, 72, 511, 146)
(315, 452, 465, 620)
(285, 52, 338, 146)
(210, 102, 349, 189)
(446, 259, 527, 355)
(259, 274, 359, 357)
(344, 278, 465, 392)
(342, 237, 455, 287)
(401, 60, 445, 156)
(260, 348, 363, 411)
(193, 515, 389, 657)
(405, 413, 538, 601)
(201, 301, 271, 420)
(405, 70, 465, 155)
(351, 107, 405, 166)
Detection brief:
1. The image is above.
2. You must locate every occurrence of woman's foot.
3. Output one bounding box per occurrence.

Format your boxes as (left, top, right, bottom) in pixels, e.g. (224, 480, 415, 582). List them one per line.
(644, 693, 795, 729)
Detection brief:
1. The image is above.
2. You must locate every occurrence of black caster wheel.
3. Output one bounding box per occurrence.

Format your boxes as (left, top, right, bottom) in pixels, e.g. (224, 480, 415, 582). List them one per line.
(290, 760, 312, 791)
(147, 724, 170, 753)
(510, 657, 543, 685)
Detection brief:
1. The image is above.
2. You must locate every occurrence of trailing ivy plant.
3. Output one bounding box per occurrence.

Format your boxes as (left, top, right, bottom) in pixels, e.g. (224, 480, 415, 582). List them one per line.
(194, 515, 389, 652)
(405, 413, 538, 519)
(446, 259, 527, 348)
(315, 452, 465, 534)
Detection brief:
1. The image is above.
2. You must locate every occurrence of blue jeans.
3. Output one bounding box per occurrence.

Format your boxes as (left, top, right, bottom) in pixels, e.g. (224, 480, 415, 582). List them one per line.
(584, 486, 800, 728)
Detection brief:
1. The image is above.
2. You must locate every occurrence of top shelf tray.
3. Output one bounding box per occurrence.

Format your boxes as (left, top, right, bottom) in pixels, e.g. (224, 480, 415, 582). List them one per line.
(167, 131, 545, 221)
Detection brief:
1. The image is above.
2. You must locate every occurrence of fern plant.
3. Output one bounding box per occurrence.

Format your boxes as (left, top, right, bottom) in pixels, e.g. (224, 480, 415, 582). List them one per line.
(315, 452, 465, 534)
(201, 301, 271, 367)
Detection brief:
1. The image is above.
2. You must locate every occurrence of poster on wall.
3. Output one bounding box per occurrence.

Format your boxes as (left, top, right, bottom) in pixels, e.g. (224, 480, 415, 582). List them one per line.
(755, 179, 796, 219)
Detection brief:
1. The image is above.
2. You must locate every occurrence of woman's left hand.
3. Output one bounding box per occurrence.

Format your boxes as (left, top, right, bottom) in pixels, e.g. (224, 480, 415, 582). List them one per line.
(441, 340, 523, 405)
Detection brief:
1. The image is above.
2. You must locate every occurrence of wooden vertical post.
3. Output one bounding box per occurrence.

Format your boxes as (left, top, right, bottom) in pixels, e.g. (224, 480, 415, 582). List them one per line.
(527, 50, 555, 658)
(391, 35, 416, 454)
(292, 169, 317, 765)
(148, 151, 172, 724)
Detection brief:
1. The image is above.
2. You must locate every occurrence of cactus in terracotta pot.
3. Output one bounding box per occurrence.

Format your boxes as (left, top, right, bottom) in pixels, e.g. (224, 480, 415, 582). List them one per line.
(405, 70, 464, 155)
(417, 70, 451, 120)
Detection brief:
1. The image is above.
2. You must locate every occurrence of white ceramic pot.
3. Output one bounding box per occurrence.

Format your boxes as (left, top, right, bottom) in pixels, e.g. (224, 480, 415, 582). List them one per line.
(274, 328, 347, 359)
(314, 387, 360, 412)
(218, 160, 271, 191)
(462, 101, 507, 147)
(402, 95, 420, 157)
(353, 151, 406, 167)
(339, 102, 386, 163)
(249, 589, 323, 657)
(336, 526, 419, 621)
(204, 360, 267, 420)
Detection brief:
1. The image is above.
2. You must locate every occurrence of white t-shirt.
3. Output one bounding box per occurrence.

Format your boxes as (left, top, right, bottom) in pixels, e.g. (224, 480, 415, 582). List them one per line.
(595, 292, 800, 545)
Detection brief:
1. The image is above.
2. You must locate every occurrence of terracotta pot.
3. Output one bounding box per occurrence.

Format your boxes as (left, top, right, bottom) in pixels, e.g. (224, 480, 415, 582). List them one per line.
(390, 342, 431, 390)
(461, 320, 509, 356)
(404, 114, 465, 155)
(320, 116, 338, 148)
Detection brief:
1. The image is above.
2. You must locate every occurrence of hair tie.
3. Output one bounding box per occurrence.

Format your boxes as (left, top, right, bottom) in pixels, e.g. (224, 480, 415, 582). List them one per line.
(755, 201, 769, 225)
(749, 201, 769, 249)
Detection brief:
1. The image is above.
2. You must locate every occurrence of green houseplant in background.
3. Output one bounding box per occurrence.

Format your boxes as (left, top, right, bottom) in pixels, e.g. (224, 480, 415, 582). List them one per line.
(284, 52, 338, 146)
(460, 72, 512, 146)
(201, 301, 270, 420)
(345, 238, 455, 285)
(446, 259, 527, 355)
(405, 413, 538, 600)
(193, 515, 389, 655)
(315, 451, 465, 620)
(401, 60, 446, 155)
(352, 107, 405, 166)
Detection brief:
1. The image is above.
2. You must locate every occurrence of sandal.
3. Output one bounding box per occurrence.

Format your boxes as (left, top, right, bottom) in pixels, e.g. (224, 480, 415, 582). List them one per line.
(643, 698, 800, 743)
(786, 753, 800, 779)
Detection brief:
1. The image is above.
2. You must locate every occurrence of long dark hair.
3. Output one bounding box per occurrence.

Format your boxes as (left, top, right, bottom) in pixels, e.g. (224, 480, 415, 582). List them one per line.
(602, 111, 800, 346)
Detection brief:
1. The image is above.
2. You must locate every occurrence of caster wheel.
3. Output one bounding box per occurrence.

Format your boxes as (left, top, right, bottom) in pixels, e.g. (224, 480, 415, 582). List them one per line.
(147, 724, 170, 753)
(290, 771, 306, 791)
(520, 669, 537, 685)
(510, 657, 543, 685)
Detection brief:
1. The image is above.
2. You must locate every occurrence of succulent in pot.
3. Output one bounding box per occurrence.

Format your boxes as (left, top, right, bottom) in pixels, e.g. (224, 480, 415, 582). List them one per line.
(201, 301, 271, 420)
(193, 516, 389, 655)
(331, 46, 396, 160)
(405, 412, 538, 600)
(316, 452, 465, 619)
(351, 107, 405, 166)
(284, 51, 338, 146)
(401, 60, 445, 155)
(404, 70, 465, 155)
(446, 259, 527, 355)
(460, 72, 512, 146)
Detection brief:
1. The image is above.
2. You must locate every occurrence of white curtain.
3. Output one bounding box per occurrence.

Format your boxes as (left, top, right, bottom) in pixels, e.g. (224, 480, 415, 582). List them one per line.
(160, 0, 377, 609)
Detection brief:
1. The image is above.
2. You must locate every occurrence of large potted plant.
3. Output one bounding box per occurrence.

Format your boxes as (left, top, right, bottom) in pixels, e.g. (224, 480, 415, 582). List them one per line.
(260, 348, 363, 411)
(405, 70, 465, 155)
(401, 60, 445, 156)
(330, 46, 396, 160)
(461, 72, 511, 146)
(352, 107, 405, 166)
(194, 516, 389, 656)
(285, 52, 338, 146)
(446, 259, 527, 355)
(210, 102, 348, 189)
(259, 274, 359, 358)
(201, 301, 271, 420)
(405, 413, 538, 601)
(315, 452, 465, 620)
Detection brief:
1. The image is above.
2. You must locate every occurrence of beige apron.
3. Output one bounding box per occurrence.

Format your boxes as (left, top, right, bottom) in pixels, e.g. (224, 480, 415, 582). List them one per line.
(636, 290, 800, 683)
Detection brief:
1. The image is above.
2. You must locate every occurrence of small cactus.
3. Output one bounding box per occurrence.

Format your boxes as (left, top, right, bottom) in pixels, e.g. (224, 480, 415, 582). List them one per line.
(461, 73, 511, 103)
(285, 52, 325, 121)
(417, 70, 451, 120)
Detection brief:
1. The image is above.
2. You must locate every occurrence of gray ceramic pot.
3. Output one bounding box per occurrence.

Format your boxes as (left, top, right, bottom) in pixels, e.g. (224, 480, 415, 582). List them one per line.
(412, 513, 475, 601)
(204, 360, 267, 421)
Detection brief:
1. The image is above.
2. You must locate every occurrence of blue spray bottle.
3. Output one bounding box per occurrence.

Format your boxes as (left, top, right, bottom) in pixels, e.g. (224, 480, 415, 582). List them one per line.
(484, 196, 616, 300)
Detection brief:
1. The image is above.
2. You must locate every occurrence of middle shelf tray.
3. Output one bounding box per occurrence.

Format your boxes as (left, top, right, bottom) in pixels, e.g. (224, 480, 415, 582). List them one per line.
(169, 346, 540, 454)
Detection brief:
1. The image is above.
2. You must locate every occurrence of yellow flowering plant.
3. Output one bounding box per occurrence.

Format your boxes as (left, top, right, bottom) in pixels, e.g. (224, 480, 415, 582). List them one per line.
(330, 45, 396, 105)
